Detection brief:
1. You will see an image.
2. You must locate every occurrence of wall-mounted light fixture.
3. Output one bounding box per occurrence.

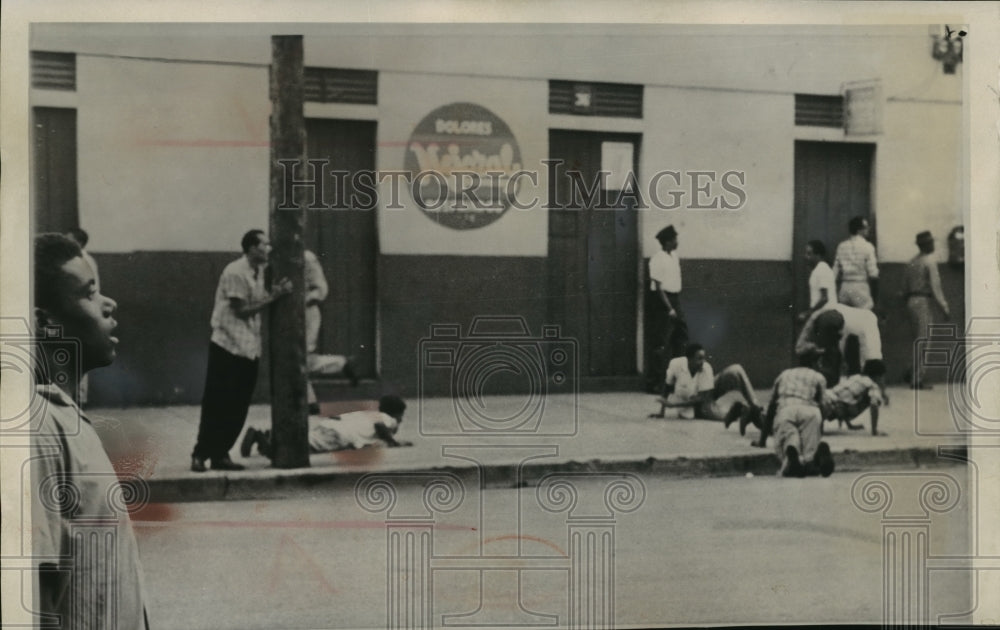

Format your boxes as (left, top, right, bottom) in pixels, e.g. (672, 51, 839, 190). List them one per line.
(931, 25, 966, 74)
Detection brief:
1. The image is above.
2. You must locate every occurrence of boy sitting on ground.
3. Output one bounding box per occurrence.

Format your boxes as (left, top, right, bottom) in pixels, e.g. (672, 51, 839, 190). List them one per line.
(241, 395, 412, 458)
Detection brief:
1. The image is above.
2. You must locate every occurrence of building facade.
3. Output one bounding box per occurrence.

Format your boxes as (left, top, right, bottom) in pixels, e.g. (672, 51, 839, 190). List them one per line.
(30, 24, 965, 405)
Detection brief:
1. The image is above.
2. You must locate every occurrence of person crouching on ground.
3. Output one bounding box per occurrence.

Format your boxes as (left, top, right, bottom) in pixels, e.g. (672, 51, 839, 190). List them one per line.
(241, 395, 412, 458)
(822, 359, 888, 436)
(752, 351, 835, 478)
(648, 342, 763, 432)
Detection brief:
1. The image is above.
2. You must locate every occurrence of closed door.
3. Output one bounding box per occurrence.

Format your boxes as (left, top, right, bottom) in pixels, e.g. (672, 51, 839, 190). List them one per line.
(305, 119, 378, 377)
(548, 130, 640, 377)
(793, 141, 875, 315)
(33, 107, 79, 234)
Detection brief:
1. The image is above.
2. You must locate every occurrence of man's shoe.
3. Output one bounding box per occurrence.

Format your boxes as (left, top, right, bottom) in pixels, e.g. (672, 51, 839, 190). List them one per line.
(723, 402, 746, 430)
(308, 402, 321, 415)
(190, 455, 207, 473)
(211, 455, 245, 471)
(814, 441, 835, 477)
(739, 405, 762, 437)
(782, 445, 806, 478)
(240, 428, 258, 458)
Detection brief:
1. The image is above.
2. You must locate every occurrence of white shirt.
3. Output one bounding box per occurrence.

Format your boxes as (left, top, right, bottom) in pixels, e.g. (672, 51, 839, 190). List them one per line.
(308, 410, 399, 452)
(832, 302, 882, 362)
(664, 356, 715, 419)
(649, 250, 682, 292)
(210, 255, 268, 360)
(808, 261, 837, 308)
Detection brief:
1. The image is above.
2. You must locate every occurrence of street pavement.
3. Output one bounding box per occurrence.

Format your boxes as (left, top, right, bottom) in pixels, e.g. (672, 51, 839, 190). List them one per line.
(133, 470, 972, 629)
(84, 385, 968, 502)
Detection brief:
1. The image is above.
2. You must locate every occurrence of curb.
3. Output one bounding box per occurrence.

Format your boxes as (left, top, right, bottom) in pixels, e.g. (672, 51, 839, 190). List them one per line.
(144, 445, 967, 503)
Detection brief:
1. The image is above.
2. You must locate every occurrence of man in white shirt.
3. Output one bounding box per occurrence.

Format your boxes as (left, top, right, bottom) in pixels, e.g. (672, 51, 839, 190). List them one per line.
(647, 224, 687, 391)
(648, 343, 763, 433)
(241, 395, 411, 457)
(797, 301, 885, 392)
(798, 239, 837, 323)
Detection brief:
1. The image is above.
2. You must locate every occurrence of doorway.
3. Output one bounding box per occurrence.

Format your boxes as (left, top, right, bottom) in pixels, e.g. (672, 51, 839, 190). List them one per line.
(547, 130, 641, 381)
(305, 118, 378, 378)
(32, 107, 79, 234)
(793, 140, 876, 315)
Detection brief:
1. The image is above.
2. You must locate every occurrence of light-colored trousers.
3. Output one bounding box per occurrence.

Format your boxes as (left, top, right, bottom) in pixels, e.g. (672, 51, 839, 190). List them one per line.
(773, 403, 822, 464)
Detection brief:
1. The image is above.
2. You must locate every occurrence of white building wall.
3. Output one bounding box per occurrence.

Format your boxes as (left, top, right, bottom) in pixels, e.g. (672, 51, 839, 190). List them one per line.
(31, 24, 963, 263)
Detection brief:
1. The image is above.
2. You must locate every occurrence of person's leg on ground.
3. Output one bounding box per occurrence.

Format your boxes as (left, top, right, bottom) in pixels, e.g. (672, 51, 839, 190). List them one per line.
(773, 408, 805, 478)
(212, 355, 257, 469)
(192, 342, 235, 470)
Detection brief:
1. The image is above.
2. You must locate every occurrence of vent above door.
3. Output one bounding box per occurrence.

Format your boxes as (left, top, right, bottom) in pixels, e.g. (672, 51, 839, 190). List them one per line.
(549, 80, 643, 118)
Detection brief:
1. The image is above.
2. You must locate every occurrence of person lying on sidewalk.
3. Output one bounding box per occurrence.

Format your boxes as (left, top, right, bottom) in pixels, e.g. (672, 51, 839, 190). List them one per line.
(241, 395, 412, 458)
(648, 342, 763, 432)
(751, 351, 835, 478)
(821, 359, 887, 436)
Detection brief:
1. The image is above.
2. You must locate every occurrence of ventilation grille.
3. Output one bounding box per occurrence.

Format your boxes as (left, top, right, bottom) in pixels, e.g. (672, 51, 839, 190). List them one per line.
(304, 67, 377, 104)
(549, 80, 643, 118)
(795, 94, 844, 128)
(31, 51, 76, 91)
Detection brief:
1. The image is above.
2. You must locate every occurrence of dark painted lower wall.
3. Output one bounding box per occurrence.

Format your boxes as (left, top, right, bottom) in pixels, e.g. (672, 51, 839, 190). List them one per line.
(85, 252, 965, 406)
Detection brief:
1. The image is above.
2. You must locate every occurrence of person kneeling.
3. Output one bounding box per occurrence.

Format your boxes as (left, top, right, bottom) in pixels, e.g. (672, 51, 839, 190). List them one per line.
(752, 352, 835, 478)
(241, 395, 412, 458)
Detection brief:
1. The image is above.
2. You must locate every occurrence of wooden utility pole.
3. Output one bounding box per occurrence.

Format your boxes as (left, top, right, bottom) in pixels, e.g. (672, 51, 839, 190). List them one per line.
(268, 35, 310, 468)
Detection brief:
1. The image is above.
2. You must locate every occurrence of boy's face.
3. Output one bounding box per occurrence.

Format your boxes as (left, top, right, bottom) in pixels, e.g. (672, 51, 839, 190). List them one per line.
(43, 256, 119, 372)
(804, 245, 817, 265)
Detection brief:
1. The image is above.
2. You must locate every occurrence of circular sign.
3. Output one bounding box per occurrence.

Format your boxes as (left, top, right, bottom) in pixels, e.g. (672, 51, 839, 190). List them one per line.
(404, 102, 523, 230)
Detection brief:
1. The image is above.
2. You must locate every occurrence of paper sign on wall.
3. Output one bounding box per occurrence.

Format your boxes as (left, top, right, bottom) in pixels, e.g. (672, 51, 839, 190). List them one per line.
(601, 141, 634, 191)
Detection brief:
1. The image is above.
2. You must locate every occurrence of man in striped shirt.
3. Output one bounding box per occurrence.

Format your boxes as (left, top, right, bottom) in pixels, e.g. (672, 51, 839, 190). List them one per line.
(832, 216, 879, 310)
(822, 359, 887, 436)
(752, 352, 835, 477)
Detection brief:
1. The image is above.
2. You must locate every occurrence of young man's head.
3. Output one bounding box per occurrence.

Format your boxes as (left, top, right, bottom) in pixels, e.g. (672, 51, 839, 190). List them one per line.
(684, 342, 707, 373)
(378, 395, 407, 423)
(66, 227, 90, 249)
(805, 240, 827, 267)
(34, 233, 118, 373)
(848, 216, 870, 238)
(656, 225, 678, 253)
(916, 231, 935, 254)
(241, 229, 271, 266)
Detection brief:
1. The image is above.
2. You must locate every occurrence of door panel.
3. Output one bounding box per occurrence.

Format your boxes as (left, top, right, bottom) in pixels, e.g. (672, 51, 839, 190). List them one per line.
(33, 107, 79, 234)
(793, 141, 875, 315)
(305, 119, 378, 377)
(548, 130, 640, 377)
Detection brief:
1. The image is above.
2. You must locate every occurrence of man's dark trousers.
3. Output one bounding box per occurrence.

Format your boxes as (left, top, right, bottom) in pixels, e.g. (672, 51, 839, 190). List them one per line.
(193, 342, 259, 460)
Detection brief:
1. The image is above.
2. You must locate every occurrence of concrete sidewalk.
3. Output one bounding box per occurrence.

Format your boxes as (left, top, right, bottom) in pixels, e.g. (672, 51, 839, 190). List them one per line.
(85, 386, 967, 503)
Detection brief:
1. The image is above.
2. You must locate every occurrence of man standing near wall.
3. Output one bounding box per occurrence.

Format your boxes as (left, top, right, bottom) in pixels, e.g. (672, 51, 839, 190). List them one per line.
(902, 230, 950, 389)
(191, 229, 292, 472)
(797, 239, 837, 323)
(832, 216, 879, 310)
(647, 224, 686, 390)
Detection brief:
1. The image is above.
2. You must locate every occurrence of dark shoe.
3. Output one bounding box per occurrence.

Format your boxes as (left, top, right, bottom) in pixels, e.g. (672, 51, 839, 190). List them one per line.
(814, 441, 835, 477)
(190, 455, 207, 473)
(342, 359, 359, 387)
(723, 402, 746, 430)
(782, 446, 805, 478)
(257, 430, 274, 459)
(739, 405, 762, 437)
(211, 455, 245, 471)
(240, 428, 259, 458)
(308, 402, 321, 415)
